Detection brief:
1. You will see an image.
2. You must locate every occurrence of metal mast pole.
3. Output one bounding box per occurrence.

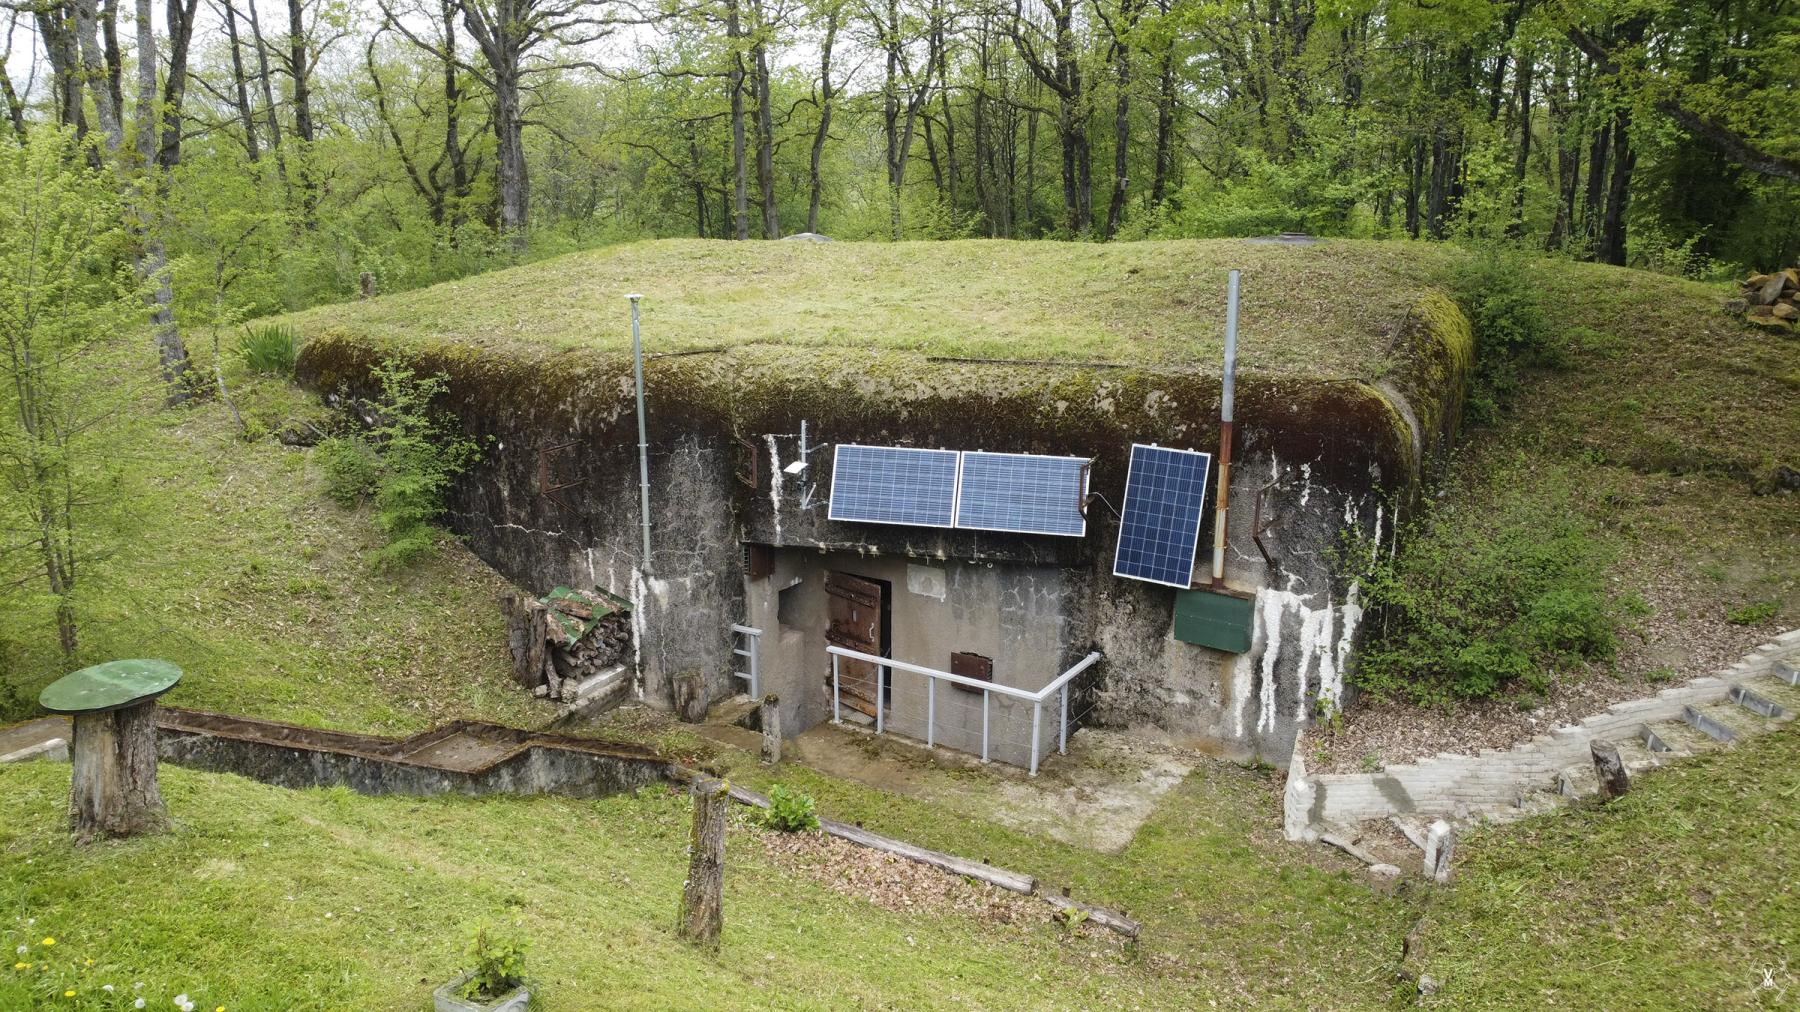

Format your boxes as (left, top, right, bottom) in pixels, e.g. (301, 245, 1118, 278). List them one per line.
(628, 294, 652, 569)
(1211, 270, 1240, 587)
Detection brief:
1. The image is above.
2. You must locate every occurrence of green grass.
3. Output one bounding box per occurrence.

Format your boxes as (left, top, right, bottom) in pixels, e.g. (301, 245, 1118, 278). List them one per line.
(1414, 725, 1800, 1007)
(0, 758, 1414, 1010)
(0, 357, 546, 735)
(277, 237, 1460, 375)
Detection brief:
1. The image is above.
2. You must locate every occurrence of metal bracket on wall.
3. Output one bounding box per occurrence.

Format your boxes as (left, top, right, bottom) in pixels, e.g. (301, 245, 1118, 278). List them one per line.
(1251, 479, 1281, 568)
(537, 441, 581, 512)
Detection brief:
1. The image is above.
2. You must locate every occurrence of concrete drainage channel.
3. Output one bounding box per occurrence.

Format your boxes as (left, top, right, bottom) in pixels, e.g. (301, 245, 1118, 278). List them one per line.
(1285, 629, 1800, 849)
(4, 706, 1140, 939)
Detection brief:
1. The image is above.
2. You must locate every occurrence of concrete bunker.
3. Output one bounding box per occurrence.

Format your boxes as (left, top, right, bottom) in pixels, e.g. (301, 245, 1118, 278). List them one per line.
(295, 243, 1473, 767)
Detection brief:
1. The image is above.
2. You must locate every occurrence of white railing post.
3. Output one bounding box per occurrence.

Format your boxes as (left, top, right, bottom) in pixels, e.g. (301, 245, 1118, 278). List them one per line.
(748, 631, 759, 697)
(876, 665, 885, 735)
(1059, 683, 1069, 755)
(981, 691, 990, 763)
(926, 677, 936, 749)
(1029, 701, 1042, 776)
(831, 653, 841, 724)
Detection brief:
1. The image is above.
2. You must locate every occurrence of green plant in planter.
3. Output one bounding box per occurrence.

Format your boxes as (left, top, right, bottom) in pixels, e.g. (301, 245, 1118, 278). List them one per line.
(461, 921, 528, 1002)
(761, 784, 820, 833)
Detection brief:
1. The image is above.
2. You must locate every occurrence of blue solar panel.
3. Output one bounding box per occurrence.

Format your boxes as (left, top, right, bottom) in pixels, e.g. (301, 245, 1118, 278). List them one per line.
(828, 444, 961, 528)
(955, 451, 1089, 537)
(1112, 444, 1212, 588)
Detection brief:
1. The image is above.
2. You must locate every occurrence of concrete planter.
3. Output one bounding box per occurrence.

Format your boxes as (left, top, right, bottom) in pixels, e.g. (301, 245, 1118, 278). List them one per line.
(432, 972, 530, 1012)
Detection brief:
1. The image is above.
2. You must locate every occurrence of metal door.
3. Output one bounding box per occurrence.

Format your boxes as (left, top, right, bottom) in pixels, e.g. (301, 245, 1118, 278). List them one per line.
(825, 571, 885, 717)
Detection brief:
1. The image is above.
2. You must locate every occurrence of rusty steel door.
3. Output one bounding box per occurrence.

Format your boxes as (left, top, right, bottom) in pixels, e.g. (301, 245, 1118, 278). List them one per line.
(825, 571, 886, 717)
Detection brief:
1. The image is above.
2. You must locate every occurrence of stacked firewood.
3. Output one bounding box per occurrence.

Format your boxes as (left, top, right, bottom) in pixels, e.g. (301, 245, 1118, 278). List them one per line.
(500, 588, 632, 703)
(1730, 268, 1800, 332)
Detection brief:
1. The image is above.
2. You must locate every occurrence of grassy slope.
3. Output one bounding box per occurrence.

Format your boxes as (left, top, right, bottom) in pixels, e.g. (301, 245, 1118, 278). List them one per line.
(0, 366, 547, 734)
(1415, 725, 1800, 1008)
(278, 238, 1458, 375)
(1451, 259, 1799, 639)
(0, 759, 1412, 1011)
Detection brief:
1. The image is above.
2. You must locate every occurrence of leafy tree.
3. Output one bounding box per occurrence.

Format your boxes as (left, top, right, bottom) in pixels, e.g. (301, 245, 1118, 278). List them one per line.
(0, 128, 145, 658)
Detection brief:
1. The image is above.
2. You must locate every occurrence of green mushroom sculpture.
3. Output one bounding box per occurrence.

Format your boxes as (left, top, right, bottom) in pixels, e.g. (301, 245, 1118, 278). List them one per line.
(38, 659, 182, 843)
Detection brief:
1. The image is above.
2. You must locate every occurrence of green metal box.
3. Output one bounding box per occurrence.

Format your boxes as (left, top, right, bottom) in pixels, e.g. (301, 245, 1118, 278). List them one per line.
(1172, 589, 1255, 653)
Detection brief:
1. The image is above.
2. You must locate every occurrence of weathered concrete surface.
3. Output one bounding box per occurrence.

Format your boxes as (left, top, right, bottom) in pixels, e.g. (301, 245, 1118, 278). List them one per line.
(0, 717, 70, 763)
(296, 288, 1471, 764)
(1284, 630, 1800, 838)
(781, 722, 1196, 853)
(155, 709, 673, 799)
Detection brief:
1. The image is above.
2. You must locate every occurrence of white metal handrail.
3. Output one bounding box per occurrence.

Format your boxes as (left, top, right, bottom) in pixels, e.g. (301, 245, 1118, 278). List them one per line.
(827, 645, 1102, 776)
(730, 624, 762, 697)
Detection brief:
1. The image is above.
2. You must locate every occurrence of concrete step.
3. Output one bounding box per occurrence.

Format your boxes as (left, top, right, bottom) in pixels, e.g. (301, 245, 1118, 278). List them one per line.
(704, 694, 761, 731)
(1681, 704, 1743, 744)
(1644, 719, 1719, 757)
(1772, 659, 1799, 687)
(1748, 673, 1800, 712)
(1728, 683, 1788, 720)
(1612, 734, 1663, 773)
(1693, 700, 1778, 744)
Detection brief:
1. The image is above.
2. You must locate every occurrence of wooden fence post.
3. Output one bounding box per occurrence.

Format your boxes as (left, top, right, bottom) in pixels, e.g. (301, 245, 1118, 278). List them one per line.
(760, 694, 781, 765)
(1423, 820, 1455, 884)
(1590, 739, 1630, 800)
(673, 670, 709, 723)
(677, 777, 729, 950)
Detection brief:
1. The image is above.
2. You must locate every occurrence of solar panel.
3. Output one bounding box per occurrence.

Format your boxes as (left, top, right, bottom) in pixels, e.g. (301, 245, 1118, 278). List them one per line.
(827, 444, 961, 528)
(1112, 444, 1212, 588)
(955, 451, 1089, 537)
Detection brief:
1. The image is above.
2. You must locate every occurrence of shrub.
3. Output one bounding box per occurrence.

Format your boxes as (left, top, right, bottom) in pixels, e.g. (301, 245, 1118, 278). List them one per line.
(460, 921, 527, 1001)
(761, 784, 820, 833)
(236, 323, 300, 375)
(318, 361, 481, 568)
(316, 435, 379, 506)
(1451, 247, 1557, 423)
(1348, 457, 1621, 705)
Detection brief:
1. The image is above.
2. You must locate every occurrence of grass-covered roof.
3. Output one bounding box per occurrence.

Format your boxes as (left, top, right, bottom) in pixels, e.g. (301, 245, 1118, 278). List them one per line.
(283, 237, 1460, 377)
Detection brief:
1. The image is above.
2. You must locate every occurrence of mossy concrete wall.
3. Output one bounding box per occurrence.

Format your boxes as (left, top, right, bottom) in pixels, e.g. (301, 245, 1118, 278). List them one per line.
(296, 292, 1471, 762)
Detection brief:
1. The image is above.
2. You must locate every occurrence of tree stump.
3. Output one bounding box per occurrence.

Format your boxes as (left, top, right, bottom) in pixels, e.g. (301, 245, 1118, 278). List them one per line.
(672, 670, 709, 723)
(38, 659, 182, 845)
(759, 694, 781, 765)
(1590, 739, 1631, 800)
(677, 777, 729, 950)
(359, 271, 376, 299)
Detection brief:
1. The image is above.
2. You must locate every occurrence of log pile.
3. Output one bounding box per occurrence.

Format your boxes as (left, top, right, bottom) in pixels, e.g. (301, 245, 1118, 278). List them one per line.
(500, 587, 633, 703)
(1729, 268, 1800, 332)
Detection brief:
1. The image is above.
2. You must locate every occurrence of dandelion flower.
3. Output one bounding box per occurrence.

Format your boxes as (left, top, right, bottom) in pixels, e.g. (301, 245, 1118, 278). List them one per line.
(64, 990, 76, 998)
(13, 962, 29, 970)
(40, 937, 55, 946)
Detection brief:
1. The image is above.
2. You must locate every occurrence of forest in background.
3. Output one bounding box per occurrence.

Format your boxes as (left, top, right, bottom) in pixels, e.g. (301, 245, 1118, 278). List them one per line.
(0, 0, 1795, 348)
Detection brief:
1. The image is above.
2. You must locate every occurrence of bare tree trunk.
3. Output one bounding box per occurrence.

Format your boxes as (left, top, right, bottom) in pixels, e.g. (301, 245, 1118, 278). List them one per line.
(1103, 0, 1135, 239)
(246, 0, 291, 193)
(287, 0, 317, 220)
(101, 0, 124, 119)
(806, 7, 838, 234)
(727, 0, 749, 240)
(1597, 105, 1633, 266)
(220, 0, 262, 161)
(677, 778, 728, 950)
(73, 0, 124, 147)
(135, 0, 193, 398)
(33, 4, 88, 133)
(0, 13, 28, 137)
(751, 10, 778, 239)
(1150, 21, 1174, 208)
(69, 704, 167, 844)
(440, 0, 470, 236)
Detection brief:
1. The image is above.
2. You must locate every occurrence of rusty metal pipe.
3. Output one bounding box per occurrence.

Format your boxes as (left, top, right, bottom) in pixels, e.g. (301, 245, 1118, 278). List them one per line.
(1211, 270, 1240, 587)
